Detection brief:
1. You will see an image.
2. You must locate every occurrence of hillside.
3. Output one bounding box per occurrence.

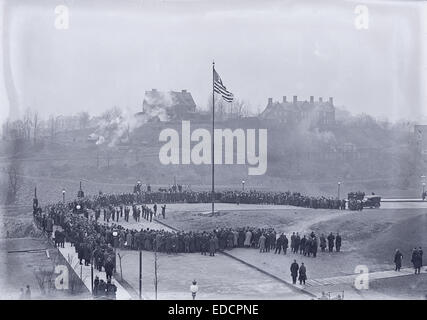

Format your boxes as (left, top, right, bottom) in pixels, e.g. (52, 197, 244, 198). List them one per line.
(0, 116, 425, 205)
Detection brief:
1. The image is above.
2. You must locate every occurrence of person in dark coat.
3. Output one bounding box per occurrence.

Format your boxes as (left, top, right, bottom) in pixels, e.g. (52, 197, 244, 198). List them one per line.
(104, 255, 115, 280)
(161, 205, 166, 219)
(84, 242, 91, 266)
(98, 279, 107, 297)
(319, 234, 326, 252)
(411, 248, 420, 274)
(412, 247, 423, 274)
(394, 249, 403, 271)
(335, 233, 342, 252)
(275, 234, 283, 254)
(311, 237, 318, 258)
(290, 232, 296, 253)
(200, 234, 208, 256)
(298, 262, 307, 285)
(294, 233, 301, 254)
(77, 242, 84, 265)
(290, 260, 299, 284)
(282, 235, 289, 255)
(93, 276, 100, 297)
(106, 279, 117, 300)
(209, 236, 216, 256)
(300, 235, 306, 255)
(327, 233, 335, 252)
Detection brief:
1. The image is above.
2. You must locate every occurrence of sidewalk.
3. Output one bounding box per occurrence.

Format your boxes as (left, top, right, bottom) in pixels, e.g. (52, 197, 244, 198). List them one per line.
(305, 267, 426, 287)
(57, 242, 132, 300)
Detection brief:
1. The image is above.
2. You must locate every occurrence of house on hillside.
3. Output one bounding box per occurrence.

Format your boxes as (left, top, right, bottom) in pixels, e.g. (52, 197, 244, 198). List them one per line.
(139, 89, 197, 121)
(260, 95, 335, 126)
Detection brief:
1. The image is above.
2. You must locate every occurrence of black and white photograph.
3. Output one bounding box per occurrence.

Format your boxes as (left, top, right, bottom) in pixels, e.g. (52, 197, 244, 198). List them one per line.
(0, 0, 427, 304)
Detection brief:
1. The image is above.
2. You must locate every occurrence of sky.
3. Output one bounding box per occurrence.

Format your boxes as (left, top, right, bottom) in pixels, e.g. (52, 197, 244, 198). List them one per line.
(0, 0, 426, 123)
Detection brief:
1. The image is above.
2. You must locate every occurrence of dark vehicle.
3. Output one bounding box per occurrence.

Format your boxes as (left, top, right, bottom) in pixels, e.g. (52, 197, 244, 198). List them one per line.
(348, 192, 380, 210)
(363, 195, 381, 208)
(347, 191, 365, 201)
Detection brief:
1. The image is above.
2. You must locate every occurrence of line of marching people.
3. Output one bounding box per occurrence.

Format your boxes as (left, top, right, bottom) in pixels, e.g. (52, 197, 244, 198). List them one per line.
(64, 188, 345, 212)
(92, 203, 167, 224)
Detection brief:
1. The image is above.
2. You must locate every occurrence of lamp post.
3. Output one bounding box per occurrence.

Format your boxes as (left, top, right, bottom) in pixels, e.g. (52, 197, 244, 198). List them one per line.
(422, 176, 426, 200)
(139, 249, 143, 300)
(423, 183, 426, 201)
(112, 231, 118, 273)
(337, 182, 341, 200)
(190, 280, 198, 300)
(242, 180, 245, 191)
(62, 189, 66, 203)
(91, 252, 94, 295)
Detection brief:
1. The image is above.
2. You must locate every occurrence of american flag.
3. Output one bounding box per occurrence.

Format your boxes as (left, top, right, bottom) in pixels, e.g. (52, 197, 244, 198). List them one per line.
(213, 69, 234, 103)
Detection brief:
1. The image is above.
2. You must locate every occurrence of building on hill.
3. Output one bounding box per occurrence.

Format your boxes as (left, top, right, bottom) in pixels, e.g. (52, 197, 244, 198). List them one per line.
(139, 89, 197, 121)
(260, 95, 335, 126)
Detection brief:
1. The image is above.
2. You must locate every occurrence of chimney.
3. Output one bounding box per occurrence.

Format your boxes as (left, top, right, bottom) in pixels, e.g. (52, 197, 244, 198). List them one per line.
(293, 95, 297, 103)
(310, 96, 314, 103)
(182, 89, 187, 93)
(319, 97, 323, 103)
(268, 97, 273, 106)
(329, 97, 333, 104)
(282, 96, 287, 103)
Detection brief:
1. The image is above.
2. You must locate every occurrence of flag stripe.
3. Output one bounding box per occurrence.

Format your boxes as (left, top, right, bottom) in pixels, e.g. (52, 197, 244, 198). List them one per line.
(214, 84, 233, 97)
(214, 68, 234, 102)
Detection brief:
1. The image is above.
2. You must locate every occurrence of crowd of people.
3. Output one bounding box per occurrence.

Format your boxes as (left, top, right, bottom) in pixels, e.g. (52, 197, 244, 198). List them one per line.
(62, 188, 346, 211)
(34, 197, 343, 262)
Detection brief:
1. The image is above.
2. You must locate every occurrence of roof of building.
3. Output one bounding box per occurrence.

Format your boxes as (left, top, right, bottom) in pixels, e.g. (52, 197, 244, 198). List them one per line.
(143, 89, 196, 109)
(260, 96, 334, 120)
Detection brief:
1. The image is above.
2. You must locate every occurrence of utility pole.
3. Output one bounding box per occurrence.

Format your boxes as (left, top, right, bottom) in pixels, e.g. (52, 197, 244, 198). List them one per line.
(139, 249, 142, 300)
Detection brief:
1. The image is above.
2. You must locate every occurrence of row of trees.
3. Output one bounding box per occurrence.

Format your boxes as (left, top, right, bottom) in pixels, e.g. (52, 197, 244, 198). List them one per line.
(1, 109, 92, 142)
(207, 97, 252, 120)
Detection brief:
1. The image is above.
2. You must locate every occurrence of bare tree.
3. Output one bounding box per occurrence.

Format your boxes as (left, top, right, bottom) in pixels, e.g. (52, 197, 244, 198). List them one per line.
(48, 115, 57, 140)
(6, 164, 20, 204)
(101, 106, 122, 123)
(233, 99, 249, 119)
(23, 108, 32, 141)
(33, 110, 39, 144)
(207, 95, 227, 121)
(78, 111, 91, 129)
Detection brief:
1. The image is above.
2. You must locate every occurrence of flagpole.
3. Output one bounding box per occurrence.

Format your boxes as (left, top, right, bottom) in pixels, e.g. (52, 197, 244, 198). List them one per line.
(212, 61, 215, 215)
